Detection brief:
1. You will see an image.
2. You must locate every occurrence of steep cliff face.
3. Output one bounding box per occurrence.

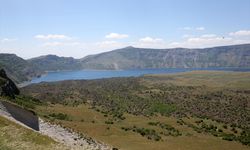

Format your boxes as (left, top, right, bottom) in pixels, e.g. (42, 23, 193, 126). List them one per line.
(0, 69, 20, 98)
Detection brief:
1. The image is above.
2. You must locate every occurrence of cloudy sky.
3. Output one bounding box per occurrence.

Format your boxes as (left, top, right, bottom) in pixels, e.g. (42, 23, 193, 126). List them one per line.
(1, 0, 250, 59)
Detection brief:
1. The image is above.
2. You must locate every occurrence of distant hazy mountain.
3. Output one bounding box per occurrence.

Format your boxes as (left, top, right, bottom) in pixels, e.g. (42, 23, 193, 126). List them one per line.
(0, 54, 42, 83)
(28, 55, 82, 71)
(1, 44, 250, 83)
(80, 44, 250, 69)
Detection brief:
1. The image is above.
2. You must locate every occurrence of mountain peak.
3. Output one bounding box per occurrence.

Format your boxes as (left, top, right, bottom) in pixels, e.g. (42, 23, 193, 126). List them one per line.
(123, 46, 135, 49)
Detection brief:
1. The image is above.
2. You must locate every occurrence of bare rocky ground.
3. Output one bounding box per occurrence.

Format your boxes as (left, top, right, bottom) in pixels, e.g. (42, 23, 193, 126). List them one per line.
(0, 101, 112, 150)
(39, 119, 112, 150)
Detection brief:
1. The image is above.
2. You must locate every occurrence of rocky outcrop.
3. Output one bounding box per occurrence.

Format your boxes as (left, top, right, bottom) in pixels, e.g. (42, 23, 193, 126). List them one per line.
(0, 69, 19, 98)
(1, 101, 39, 131)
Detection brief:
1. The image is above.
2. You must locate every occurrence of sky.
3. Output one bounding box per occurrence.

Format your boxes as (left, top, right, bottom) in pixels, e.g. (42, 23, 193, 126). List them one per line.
(0, 0, 250, 59)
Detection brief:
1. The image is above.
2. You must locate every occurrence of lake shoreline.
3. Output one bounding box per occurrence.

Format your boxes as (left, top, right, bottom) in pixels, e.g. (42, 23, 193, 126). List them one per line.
(18, 68, 250, 87)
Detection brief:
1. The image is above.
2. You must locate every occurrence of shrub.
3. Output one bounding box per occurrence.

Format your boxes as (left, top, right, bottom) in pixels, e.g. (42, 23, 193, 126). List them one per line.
(105, 121, 114, 124)
(222, 134, 236, 141)
(223, 125, 227, 129)
(148, 122, 159, 126)
(148, 121, 181, 137)
(218, 129, 223, 132)
(49, 113, 69, 121)
(238, 130, 250, 146)
(195, 120, 203, 124)
(121, 125, 161, 141)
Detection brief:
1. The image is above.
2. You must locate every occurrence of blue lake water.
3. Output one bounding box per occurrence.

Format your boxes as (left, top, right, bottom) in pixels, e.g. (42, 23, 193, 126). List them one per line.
(30, 68, 250, 83)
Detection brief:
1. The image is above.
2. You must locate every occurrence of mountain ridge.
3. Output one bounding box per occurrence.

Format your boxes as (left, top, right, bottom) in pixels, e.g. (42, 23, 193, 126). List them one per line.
(27, 54, 82, 71)
(80, 43, 250, 69)
(1, 43, 250, 83)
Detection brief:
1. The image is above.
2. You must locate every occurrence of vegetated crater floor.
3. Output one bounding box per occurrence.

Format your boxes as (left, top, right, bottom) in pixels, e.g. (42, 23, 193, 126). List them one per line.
(21, 71, 250, 150)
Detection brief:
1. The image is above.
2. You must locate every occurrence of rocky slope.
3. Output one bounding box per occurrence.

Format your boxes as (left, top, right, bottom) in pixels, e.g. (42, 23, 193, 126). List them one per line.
(39, 119, 111, 150)
(0, 69, 20, 98)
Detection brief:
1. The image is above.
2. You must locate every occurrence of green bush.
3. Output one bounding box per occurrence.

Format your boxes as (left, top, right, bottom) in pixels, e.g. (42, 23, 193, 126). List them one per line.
(105, 121, 114, 124)
(121, 126, 161, 141)
(148, 121, 182, 137)
(222, 134, 236, 141)
(223, 125, 227, 129)
(48, 113, 69, 121)
(238, 130, 250, 146)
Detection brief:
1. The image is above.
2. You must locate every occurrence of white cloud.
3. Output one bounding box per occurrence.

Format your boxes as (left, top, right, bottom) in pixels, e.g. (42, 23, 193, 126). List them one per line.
(43, 42, 80, 47)
(132, 37, 166, 48)
(182, 34, 193, 38)
(229, 30, 250, 36)
(97, 40, 117, 46)
(35, 34, 72, 40)
(43, 42, 63, 46)
(196, 27, 205, 31)
(1, 38, 17, 43)
(168, 33, 250, 48)
(182, 27, 192, 30)
(139, 37, 163, 43)
(96, 40, 126, 49)
(105, 33, 129, 39)
(169, 36, 232, 48)
(181, 26, 205, 31)
(187, 37, 231, 44)
(201, 34, 217, 38)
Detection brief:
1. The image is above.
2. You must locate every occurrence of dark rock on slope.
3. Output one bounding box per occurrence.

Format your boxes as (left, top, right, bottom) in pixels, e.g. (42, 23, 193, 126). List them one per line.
(0, 69, 19, 98)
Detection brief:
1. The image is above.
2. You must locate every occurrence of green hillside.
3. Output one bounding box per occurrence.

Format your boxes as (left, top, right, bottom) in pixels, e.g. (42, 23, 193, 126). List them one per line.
(27, 55, 82, 71)
(0, 54, 42, 83)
